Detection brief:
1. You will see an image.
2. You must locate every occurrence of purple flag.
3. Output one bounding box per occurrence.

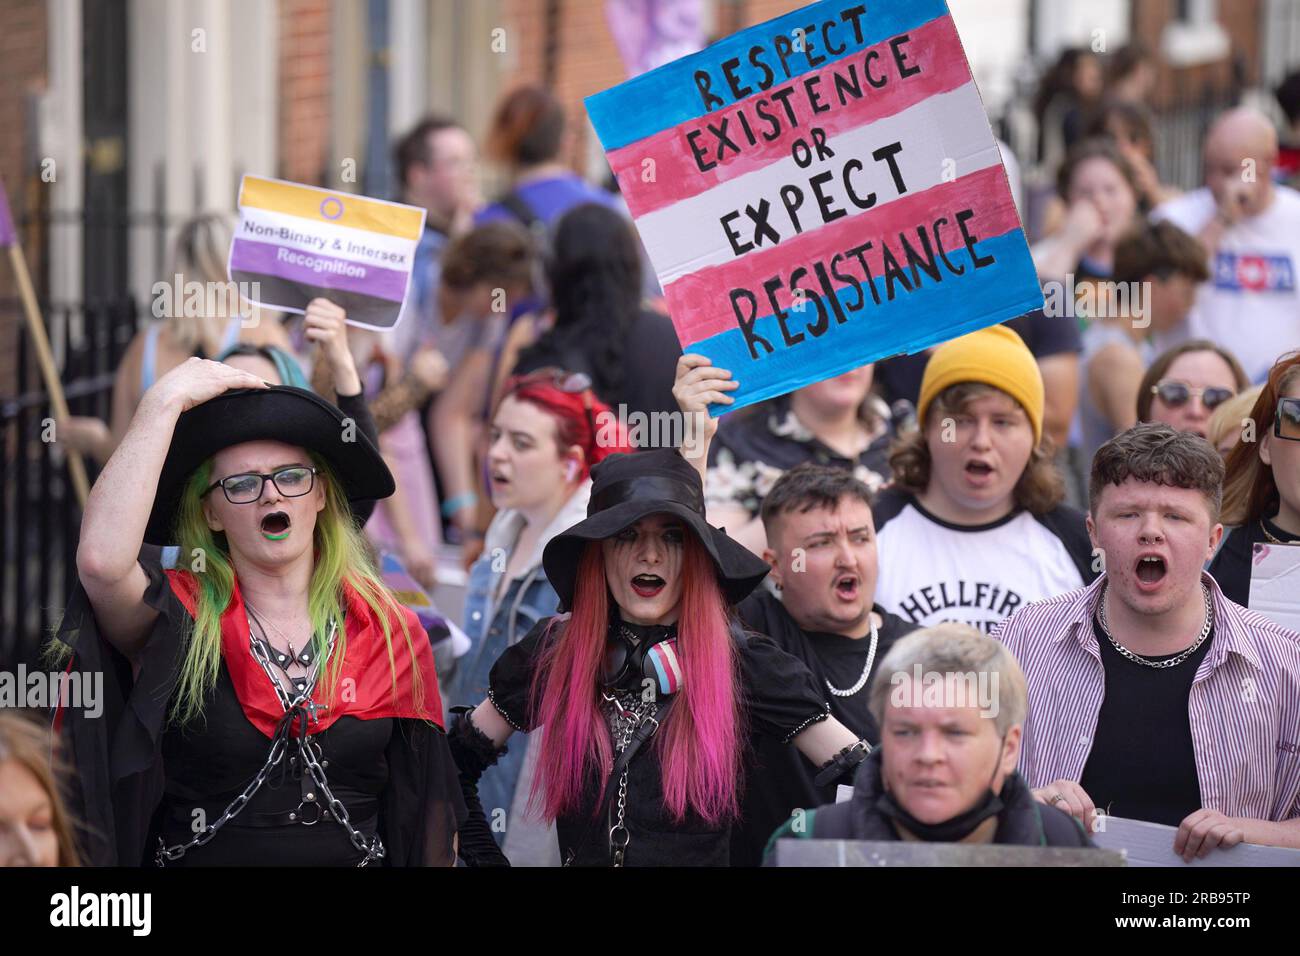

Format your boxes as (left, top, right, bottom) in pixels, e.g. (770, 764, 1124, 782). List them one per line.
(605, 0, 705, 78)
(0, 177, 15, 247)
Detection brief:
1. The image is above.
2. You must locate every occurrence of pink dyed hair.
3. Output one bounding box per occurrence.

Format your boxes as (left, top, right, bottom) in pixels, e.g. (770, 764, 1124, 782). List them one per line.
(527, 531, 744, 824)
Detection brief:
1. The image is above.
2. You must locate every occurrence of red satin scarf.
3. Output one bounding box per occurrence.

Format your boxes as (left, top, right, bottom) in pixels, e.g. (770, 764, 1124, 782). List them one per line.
(166, 569, 444, 737)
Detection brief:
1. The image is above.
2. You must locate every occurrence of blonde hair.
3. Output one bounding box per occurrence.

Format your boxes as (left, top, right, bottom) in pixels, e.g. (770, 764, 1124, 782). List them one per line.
(1207, 385, 1264, 455)
(0, 712, 81, 866)
(161, 213, 243, 354)
(867, 623, 1028, 737)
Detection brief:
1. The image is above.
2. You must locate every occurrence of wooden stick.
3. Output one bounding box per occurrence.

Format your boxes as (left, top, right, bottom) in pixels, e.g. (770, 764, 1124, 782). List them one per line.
(6, 244, 91, 507)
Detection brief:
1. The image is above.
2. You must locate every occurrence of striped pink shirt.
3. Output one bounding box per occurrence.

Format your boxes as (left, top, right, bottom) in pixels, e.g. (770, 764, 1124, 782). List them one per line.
(994, 572, 1300, 822)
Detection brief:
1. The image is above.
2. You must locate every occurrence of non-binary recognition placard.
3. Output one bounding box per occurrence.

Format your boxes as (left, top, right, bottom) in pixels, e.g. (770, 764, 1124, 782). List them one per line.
(229, 175, 426, 330)
(586, 0, 1044, 413)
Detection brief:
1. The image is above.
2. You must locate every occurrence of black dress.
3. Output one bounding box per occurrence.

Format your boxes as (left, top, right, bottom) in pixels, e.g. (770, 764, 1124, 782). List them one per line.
(486, 616, 831, 867)
(54, 558, 466, 866)
(155, 663, 393, 866)
(730, 592, 915, 866)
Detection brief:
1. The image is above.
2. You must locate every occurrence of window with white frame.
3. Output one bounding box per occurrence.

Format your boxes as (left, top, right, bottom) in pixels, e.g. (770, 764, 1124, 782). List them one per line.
(1164, 0, 1230, 67)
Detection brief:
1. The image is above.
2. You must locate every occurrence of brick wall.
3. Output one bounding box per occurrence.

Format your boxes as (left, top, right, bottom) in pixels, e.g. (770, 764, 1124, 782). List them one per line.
(279, 0, 333, 185)
(0, 0, 49, 394)
(1133, 0, 1263, 106)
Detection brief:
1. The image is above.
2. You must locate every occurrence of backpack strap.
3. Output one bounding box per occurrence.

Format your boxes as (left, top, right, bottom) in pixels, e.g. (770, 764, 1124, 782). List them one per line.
(496, 189, 542, 230)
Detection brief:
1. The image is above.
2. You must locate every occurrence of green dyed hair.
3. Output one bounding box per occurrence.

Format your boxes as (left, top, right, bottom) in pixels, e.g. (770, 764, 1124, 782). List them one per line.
(170, 453, 422, 726)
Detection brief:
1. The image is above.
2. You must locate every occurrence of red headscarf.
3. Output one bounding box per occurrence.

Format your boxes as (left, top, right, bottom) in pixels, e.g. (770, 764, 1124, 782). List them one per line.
(166, 570, 443, 737)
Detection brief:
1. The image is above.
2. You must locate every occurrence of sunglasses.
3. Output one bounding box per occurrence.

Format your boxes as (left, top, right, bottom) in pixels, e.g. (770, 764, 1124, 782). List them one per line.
(1151, 380, 1235, 411)
(1275, 397, 1300, 441)
(204, 466, 318, 504)
(508, 367, 597, 436)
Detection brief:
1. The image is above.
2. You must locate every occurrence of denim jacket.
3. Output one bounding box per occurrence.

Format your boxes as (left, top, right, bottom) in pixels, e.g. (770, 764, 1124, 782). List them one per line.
(445, 482, 591, 843)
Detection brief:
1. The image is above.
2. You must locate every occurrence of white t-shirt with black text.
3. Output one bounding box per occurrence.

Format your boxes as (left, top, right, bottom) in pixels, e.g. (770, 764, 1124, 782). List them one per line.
(1153, 186, 1300, 383)
(873, 492, 1089, 634)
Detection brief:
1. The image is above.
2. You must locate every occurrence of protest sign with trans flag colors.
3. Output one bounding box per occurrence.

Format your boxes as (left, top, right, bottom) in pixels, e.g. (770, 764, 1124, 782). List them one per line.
(586, 0, 1043, 413)
(229, 175, 426, 330)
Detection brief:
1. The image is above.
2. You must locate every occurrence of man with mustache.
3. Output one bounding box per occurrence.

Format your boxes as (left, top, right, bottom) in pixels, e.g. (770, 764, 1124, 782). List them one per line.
(730, 463, 916, 865)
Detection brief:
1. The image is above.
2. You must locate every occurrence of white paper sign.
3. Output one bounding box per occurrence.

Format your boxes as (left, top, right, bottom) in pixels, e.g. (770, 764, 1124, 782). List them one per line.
(1248, 542, 1300, 632)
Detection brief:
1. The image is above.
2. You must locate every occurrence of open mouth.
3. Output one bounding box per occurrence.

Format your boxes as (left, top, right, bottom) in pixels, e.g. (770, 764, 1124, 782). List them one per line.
(834, 574, 859, 601)
(489, 470, 510, 487)
(630, 573, 665, 598)
(260, 511, 291, 540)
(964, 460, 995, 478)
(1135, 554, 1167, 587)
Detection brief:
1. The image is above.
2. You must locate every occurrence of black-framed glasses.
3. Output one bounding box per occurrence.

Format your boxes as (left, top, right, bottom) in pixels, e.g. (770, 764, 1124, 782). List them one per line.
(1151, 380, 1235, 411)
(508, 367, 597, 436)
(1276, 397, 1300, 441)
(204, 466, 318, 504)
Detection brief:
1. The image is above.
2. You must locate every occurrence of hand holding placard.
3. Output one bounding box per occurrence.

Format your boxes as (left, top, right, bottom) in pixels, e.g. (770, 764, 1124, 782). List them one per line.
(586, 0, 1043, 415)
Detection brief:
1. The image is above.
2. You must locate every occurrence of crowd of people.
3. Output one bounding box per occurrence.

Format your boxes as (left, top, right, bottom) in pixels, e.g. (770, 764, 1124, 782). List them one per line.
(4, 51, 1300, 869)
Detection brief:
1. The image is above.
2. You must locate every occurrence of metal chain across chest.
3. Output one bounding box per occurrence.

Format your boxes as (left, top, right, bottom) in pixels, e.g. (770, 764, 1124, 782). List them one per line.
(603, 688, 658, 868)
(155, 614, 384, 867)
(1098, 583, 1213, 669)
(824, 618, 880, 697)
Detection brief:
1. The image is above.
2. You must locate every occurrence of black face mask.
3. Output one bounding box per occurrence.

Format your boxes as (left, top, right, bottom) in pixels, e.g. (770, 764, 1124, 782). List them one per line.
(875, 733, 1009, 843)
(602, 620, 680, 696)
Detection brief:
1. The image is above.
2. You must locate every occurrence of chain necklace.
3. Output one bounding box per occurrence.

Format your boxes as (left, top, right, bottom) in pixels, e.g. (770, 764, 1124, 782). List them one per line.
(245, 614, 384, 865)
(156, 614, 383, 867)
(825, 618, 880, 698)
(1260, 518, 1300, 545)
(245, 601, 315, 696)
(601, 688, 658, 868)
(1097, 583, 1213, 669)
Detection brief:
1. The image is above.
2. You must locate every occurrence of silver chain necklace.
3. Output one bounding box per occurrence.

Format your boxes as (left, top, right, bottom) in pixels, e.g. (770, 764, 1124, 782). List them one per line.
(1097, 583, 1213, 669)
(825, 618, 880, 697)
(600, 689, 658, 868)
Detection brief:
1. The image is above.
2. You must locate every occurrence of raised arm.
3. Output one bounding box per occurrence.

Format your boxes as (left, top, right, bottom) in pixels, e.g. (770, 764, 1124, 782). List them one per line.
(671, 353, 737, 485)
(76, 358, 267, 659)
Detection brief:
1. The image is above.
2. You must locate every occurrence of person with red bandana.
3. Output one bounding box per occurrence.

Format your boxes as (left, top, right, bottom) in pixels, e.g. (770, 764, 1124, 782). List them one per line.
(52, 358, 470, 866)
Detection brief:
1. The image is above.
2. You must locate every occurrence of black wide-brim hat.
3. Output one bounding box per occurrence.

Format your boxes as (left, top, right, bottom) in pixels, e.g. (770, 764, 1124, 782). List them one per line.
(542, 449, 770, 612)
(143, 386, 394, 545)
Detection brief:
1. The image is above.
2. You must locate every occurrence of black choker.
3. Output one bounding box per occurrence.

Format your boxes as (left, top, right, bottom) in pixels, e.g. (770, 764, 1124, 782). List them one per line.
(875, 786, 1005, 842)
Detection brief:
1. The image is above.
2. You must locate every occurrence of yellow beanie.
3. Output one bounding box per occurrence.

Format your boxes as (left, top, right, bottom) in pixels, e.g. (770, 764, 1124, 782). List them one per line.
(917, 325, 1044, 443)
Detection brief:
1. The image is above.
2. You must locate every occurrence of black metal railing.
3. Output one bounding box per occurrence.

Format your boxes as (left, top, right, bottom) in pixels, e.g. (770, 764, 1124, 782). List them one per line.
(0, 296, 141, 669)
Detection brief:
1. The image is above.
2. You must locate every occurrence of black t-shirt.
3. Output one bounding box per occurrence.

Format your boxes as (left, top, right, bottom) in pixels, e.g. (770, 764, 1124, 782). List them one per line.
(1079, 617, 1212, 827)
(731, 591, 914, 866)
(487, 615, 830, 866)
(513, 306, 682, 433)
(1207, 518, 1300, 607)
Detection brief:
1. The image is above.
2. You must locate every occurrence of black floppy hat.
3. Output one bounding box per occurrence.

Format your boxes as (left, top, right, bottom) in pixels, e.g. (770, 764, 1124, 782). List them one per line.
(542, 449, 770, 611)
(143, 386, 394, 545)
